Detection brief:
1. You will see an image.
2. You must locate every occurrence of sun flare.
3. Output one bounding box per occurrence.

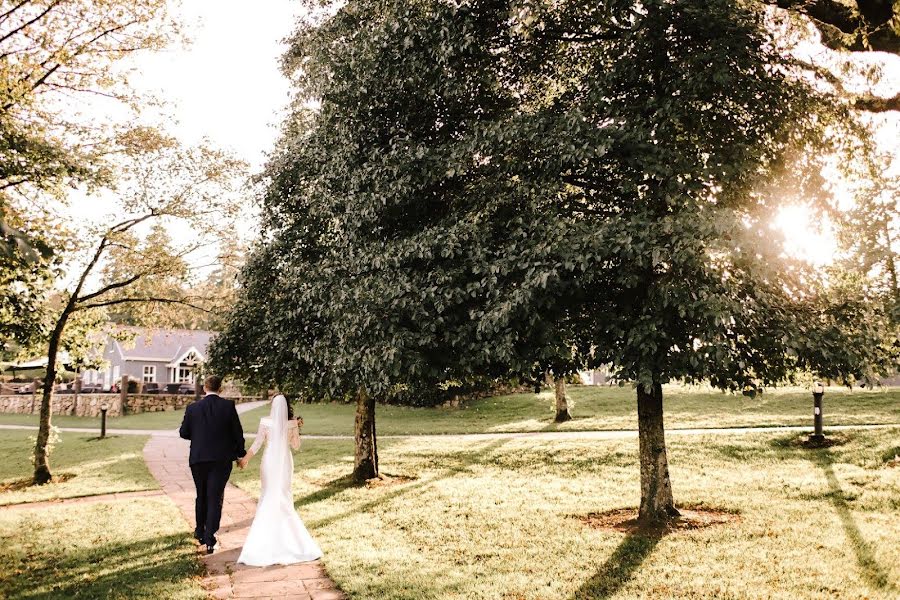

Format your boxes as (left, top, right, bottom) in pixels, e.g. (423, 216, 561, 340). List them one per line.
(772, 204, 838, 266)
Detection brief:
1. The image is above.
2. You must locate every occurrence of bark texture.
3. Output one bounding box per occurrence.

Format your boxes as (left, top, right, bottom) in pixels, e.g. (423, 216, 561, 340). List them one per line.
(636, 382, 679, 521)
(353, 388, 379, 482)
(554, 376, 572, 422)
(33, 315, 68, 484)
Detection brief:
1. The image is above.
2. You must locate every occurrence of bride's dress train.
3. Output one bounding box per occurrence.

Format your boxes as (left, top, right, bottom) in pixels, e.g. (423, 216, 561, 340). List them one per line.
(237, 396, 322, 566)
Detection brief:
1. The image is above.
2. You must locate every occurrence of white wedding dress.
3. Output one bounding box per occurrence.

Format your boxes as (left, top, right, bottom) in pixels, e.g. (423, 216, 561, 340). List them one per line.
(237, 395, 323, 566)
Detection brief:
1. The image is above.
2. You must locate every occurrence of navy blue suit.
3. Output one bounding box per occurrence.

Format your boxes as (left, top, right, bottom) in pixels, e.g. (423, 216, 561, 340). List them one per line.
(179, 393, 246, 546)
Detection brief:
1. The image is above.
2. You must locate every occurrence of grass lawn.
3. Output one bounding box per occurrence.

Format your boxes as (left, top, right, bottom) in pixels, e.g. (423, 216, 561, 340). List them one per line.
(232, 427, 900, 599)
(1, 385, 896, 437)
(239, 385, 900, 436)
(0, 498, 205, 599)
(0, 430, 157, 506)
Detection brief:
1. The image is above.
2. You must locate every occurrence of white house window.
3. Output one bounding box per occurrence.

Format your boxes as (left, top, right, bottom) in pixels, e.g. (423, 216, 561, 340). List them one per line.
(142, 365, 156, 383)
(177, 367, 193, 383)
(172, 349, 201, 384)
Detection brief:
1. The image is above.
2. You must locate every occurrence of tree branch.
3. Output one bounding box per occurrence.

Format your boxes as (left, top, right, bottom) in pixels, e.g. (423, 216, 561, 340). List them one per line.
(0, 0, 32, 25)
(0, 0, 64, 46)
(74, 272, 147, 305)
(852, 93, 900, 112)
(74, 296, 213, 313)
(766, 0, 900, 53)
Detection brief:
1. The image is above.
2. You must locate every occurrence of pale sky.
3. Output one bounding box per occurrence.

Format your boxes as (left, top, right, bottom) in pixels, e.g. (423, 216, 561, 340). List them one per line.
(132, 0, 303, 171)
(69, 0, 305, 251)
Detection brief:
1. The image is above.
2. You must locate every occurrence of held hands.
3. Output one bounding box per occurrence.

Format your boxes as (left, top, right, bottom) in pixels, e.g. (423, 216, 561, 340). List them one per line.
(236, 456, 248, 469)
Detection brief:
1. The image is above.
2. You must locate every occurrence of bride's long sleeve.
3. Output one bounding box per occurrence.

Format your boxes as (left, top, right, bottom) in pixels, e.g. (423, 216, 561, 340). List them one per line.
(288, 420, 301, 450)
(247, 422, 267, 457)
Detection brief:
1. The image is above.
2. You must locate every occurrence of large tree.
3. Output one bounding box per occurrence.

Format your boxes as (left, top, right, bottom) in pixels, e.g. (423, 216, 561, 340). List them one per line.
(214, 0, 892, 508)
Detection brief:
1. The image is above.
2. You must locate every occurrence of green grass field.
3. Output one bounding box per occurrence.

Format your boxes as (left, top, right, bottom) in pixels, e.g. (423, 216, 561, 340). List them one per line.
(0, 386, 897, 599)
(0, 430, 156, 506)
(0, 409, 188, 430)
(1, 385, 896, 436)
(240, 385, 900, 436)
(231, 428, 900, 599)
(0, 499, 205, 599)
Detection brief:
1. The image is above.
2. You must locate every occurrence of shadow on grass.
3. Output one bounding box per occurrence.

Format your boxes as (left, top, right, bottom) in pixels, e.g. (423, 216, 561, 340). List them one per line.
(571, 528, 665, 599)
(294, 474, 357, 509)
(811, 449, 898, 596)
(303, 439, 511, 530)
(0, 532, 201, 600)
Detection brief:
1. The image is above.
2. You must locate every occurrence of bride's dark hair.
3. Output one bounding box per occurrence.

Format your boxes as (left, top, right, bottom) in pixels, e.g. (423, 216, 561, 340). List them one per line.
(284, 394, 294, 420)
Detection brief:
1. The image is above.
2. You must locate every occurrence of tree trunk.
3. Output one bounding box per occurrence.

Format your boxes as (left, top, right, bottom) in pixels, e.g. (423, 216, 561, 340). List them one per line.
(353, 388, 378, 482)
(72, 375, 81, 416)
(884, 221, 899, 305)
(636, 382, 678, 521)
(554, 376, 572, 422)
(33, 314, 69, 484)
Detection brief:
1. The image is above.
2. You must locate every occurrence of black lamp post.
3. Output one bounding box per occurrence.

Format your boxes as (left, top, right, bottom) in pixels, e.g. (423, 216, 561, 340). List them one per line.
(810, 382, 825, 443)
(100, 403, 108, 439)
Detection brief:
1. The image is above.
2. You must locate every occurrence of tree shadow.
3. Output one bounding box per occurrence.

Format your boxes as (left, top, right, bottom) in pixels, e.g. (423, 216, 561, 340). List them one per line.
(810, 449, 898, 595)
(302, 439, 511, 530)
(571, 528, 665, 599)
(0, 532, 201, 599)
(294, 474, 357, 509)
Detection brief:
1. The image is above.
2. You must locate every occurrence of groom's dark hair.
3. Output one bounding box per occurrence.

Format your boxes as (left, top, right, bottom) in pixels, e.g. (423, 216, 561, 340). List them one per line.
(204, 375, 222, 393)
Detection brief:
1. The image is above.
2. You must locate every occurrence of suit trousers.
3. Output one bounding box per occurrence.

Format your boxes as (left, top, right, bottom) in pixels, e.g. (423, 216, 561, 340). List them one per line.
(190, 460, 233, 546)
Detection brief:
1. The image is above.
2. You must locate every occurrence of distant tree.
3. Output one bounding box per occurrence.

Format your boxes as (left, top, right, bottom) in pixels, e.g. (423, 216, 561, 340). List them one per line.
(837, 163, 900, 321)
(31, 132, 245, 484)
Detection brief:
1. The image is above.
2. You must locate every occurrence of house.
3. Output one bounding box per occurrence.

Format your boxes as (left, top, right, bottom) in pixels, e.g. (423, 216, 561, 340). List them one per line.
(578, 366, 609, 386)
(82, 328, 215, 390)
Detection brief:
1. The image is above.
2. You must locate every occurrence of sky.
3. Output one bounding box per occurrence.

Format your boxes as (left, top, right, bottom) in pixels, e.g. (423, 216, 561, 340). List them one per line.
(132, 0, 303, 172)
(68, 0, 305, 252)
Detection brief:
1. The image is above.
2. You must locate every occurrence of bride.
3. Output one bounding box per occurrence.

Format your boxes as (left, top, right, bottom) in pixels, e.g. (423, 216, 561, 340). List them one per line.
(236, 393, 323, 566)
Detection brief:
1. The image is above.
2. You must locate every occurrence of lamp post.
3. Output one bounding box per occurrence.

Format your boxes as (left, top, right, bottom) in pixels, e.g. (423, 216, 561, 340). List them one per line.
(810, 382, 825, 443)
(100, 403, 108, 439)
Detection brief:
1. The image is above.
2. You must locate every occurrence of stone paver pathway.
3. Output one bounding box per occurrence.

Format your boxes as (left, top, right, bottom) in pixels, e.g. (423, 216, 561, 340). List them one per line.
(143, 435, 345, 600)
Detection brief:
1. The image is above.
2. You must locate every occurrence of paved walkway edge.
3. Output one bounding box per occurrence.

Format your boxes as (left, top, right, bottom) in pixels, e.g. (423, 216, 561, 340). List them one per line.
(143, 435, 346, 600)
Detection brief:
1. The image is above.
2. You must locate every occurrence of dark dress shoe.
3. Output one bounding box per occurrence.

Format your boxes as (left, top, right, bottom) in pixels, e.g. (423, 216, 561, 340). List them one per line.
(206, 544, 215, 555)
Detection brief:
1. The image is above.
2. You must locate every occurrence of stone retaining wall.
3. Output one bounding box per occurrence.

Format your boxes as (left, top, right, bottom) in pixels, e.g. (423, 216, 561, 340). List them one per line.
(0, 394, 259, 418)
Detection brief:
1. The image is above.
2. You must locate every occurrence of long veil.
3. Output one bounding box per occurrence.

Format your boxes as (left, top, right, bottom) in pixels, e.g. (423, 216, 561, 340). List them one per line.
(260, 394, 292, 504)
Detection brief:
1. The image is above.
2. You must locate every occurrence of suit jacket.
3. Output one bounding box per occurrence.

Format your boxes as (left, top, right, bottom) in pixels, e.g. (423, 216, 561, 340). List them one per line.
(179, 394, 247, 465)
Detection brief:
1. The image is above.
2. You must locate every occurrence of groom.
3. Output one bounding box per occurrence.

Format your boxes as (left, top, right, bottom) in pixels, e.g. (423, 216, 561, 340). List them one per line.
(178, 375, 246, 554)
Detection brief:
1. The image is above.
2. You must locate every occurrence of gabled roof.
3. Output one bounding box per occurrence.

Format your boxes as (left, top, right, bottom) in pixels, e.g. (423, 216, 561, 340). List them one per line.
(113, 328, 215, 363)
